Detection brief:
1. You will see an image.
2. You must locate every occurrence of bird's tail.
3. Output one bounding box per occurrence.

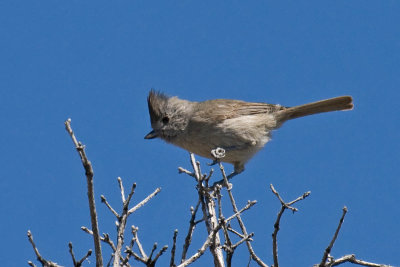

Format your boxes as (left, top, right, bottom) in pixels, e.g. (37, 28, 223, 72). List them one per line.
(275, 96, 353, 122)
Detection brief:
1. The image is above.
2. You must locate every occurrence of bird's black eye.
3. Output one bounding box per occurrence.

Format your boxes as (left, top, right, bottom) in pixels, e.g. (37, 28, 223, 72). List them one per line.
(162, 116, 169, 124)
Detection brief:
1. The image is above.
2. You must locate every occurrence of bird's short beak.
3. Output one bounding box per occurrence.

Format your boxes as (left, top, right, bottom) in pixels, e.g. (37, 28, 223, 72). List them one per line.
(144, 130, 158, 139)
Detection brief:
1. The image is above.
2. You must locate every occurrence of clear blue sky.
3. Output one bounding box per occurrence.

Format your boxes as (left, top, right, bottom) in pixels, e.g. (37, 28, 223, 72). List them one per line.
(1, 1, 399, 266)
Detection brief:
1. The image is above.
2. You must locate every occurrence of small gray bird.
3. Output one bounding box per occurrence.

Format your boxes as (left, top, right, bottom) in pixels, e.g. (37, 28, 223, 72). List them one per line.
(145, 90, 353, 176)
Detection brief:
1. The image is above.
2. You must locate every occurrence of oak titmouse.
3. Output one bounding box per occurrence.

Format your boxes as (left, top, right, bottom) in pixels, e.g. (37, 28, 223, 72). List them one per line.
(145, 91, 353, 176)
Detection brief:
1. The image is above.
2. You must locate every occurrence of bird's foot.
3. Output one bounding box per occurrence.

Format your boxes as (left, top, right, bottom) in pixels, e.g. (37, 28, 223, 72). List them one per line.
(208, 147, 226, 166)
(211, 147, 226, 159)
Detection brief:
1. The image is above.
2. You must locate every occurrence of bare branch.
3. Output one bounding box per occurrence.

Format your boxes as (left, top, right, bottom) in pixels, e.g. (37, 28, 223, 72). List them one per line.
(318, 207, 348, 267)
(128, 187, 161, 215)
(125, 246, 146, 264)
(126, 242, 168, 267)
(190, 153, 201, 181)
(315, 208, 391, 267)
(191, 154, 224, 267)
(177, 224, 222, 267)
(178, 167, 197, 178)
(148, 243, 158, 261)
(69, 242, 78, 266)
(219, 218, 234, 266)
(329, 254, 394, 267)
(205, 168, 214, 183)
(272, 204, 284, 267)
(113, 179, 137, 266)
(100, 177, 160, 266)
(270, 184, 311, 267)
(64, 118, 103, 267)
(68, 242, 92, 267)
(218, 162, 268, 267)
(181, 201, 201, 262)
(27, 230, 62, 267)
(216, 187, 234, 266)
(227, 227, 253, 241)
(125, 182, 137, 207)
(101, 195, 120, 218)
(105, 255, 114, 267)
(81, 227, 117, 253)
(152, 244, 169, 265)
(102, 233, 117, 252)
(118, 177, 126, 203)
(170, 229, 178, 267)
(132, 226, 147, 259)
(225, 200, 257, 223)
(270, 184, 310, 213)
(232, 233, 254, 249)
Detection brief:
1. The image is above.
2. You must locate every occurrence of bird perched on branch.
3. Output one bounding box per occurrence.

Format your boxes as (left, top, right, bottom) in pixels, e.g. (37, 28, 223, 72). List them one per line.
(145, 90, 353, 177)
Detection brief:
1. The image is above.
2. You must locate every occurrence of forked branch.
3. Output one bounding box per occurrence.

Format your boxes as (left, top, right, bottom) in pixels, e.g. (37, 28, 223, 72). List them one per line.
(64, 118, 103, 267)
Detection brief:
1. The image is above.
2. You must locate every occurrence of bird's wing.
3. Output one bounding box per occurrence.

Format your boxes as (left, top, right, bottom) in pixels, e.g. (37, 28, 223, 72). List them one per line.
(193, 99, 287, 122)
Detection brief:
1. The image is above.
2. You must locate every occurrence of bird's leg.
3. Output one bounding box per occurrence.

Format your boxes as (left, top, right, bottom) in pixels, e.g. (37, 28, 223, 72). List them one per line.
(226, 162, 244, 179)
(207, 159, 219, 166)
(210, 149, 245, 187)
(226, 171, 238, 179)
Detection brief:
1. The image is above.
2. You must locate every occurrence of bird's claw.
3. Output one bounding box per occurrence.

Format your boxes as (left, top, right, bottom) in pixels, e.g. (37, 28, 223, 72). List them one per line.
(211, 147, 226, 159)
(209, 147, 226, 166)
(207, 159, 219, 166)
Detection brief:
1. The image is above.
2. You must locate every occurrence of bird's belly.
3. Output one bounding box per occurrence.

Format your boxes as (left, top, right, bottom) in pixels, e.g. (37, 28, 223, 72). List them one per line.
(172, 127, 271, 165)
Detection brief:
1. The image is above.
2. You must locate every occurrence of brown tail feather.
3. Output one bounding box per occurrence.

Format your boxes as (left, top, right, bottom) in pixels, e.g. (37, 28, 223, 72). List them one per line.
(276, 96, 353, 122)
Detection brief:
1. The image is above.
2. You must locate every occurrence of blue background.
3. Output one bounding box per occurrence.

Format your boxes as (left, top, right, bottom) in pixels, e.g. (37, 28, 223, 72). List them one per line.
(1, 1, 399, 266)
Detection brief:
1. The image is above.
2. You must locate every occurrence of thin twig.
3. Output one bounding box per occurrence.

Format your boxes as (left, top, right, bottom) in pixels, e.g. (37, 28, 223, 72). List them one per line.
(178, 167, 196, 178)
(148, 243, 158, 262)
(113, 179, 139, 266)
(170, 229, 178, 267)
(121, 234, 136, 267)
(64, 118, 103, 267)
(232, 233, 254, 249)
(132, 226, 147, 258)
(101, 195, 120, 218)
(219, 217, 234, 266)
(227, 227, 253, 241)
(270, 184, 310, 213)
(105, 255, 114, 267)
(68, 242, 92, 267)
(125, 182, 137, 207)
(118, 177, 126, 203)
(272, 204, 285, 267)
(216, 187, 234, 266)
(81, 227, 117, 252)
(152, 245, 169, 265)
(27, 230, 62, 267)
(219, 163, 267, 267)
(225, 200, 257, 223)
(128, 187, 161, 215)
(125, 242, 168, 267)
(102, 233, 117, 252)
(270, 184, 310, 267)
(177, 224, 222, 267)
(318, 207, 348, 267)
(329, 254, 393, 267)
(190, 153, 201, 181)
(192, 154, 224, 267)
(181, 201, 201, 262)
(125, 247, 146, 264)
